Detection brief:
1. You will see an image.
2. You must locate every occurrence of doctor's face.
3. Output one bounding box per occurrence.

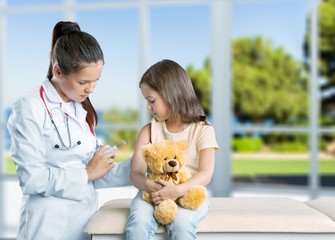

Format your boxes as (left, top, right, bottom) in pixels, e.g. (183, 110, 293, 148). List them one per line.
(53, 60, 104, 103)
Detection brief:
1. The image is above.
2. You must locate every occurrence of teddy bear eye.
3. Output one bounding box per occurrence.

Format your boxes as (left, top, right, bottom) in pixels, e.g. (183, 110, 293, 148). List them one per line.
(164, 157, 168, 161)
(174, 156, 177, 159)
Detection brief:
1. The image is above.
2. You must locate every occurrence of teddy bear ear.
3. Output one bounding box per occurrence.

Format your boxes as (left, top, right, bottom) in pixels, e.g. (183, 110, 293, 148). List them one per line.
(177, 140, 188, 150)
(142, 143, 153, 157)
(142, 143, 152, 149)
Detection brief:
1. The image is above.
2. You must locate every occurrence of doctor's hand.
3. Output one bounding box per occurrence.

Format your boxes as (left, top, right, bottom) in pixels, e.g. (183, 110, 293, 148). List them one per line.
(86, 145, 116, 181)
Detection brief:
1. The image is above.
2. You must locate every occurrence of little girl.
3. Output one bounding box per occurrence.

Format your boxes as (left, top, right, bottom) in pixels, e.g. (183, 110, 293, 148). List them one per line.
(126, 59, 219, 240)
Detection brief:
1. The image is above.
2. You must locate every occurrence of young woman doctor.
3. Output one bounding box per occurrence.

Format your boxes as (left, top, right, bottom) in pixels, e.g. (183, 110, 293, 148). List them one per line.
(7, 21, 130, 240)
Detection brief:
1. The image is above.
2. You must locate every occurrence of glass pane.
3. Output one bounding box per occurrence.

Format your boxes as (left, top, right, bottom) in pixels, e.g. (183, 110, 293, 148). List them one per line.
(5, 13, 62, 107)
(318, 0, 335, 126)
(4, 13, 62, 175)
(95, 127, 136, 162)
(77, 9, 139, 157)
(76, 0, 135, 3)
(232, 0, 309, 127)
(319, 134, 335, 197)
(150, 5, 211, 115)
(232, 133, 309, 198)
(77, 9, 139, 111)
(151, 6, 209, 69)
(7, 0, 61, 6)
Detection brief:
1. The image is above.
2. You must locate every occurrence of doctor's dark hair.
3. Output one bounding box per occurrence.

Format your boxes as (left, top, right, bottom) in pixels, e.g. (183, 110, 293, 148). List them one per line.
(140, 59, 208, 124)
(47, 21, 104, 128)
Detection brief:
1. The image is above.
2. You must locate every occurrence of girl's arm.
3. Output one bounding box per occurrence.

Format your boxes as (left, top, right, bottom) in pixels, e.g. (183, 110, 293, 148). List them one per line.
(130, 123, 162, 192)
(178, 147, 215, 193)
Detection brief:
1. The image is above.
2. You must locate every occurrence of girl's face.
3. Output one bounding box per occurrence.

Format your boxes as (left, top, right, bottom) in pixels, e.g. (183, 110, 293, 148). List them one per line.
(140, 83, 169, 121)
(53, 60, 104, 102)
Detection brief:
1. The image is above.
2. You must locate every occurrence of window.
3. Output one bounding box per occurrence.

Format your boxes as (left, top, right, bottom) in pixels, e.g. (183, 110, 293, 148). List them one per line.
(0, 0, 333, 238)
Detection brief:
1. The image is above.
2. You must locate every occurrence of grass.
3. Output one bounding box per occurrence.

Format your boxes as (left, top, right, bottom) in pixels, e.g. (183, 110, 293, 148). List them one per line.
(5, 153, 335, 176)
(233, 159, 335, 176)
(6, 155, 16, 174)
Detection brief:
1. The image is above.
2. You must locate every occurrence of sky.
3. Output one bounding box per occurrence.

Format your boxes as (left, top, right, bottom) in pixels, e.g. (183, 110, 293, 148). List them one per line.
(3, 0, 309, 111)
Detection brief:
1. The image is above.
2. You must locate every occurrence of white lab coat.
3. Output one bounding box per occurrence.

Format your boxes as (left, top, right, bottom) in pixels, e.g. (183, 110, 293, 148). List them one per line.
(7, 80, 132, 240)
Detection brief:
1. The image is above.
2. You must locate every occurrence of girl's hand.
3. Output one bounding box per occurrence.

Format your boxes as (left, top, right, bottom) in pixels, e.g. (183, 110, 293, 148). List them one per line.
(151, 180, 180, 205)
(86, 145, 116, 181)
(148, 179, 163, 193)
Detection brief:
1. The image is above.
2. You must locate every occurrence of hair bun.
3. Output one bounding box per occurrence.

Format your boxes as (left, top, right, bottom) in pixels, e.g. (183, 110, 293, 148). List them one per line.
(61, 25, 80, 33)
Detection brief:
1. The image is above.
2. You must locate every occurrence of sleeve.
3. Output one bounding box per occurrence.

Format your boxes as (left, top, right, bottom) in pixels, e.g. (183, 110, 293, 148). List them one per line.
(7, 96, 88, 202)
(93, 158, 132, 189)
(198, 125, 219, 151)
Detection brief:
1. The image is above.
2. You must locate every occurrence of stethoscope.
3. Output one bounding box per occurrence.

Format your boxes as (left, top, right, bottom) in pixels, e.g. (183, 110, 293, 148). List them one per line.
(39, 86, 82, 150)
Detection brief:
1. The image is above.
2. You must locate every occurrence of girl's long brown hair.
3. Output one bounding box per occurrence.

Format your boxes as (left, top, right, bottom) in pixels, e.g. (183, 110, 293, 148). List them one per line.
(140, 59, 209, 125)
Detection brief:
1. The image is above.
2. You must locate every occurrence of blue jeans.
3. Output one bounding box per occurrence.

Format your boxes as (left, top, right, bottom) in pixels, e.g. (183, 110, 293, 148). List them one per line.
(126, 191, 209, 240)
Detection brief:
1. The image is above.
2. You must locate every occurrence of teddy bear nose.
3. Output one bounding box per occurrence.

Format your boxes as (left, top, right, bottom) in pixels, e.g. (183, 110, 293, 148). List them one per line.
(168, 161, 177, 167)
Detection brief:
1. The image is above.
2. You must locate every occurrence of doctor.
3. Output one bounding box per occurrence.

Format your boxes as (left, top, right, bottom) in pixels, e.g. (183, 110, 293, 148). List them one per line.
(7, 21, 130, 240)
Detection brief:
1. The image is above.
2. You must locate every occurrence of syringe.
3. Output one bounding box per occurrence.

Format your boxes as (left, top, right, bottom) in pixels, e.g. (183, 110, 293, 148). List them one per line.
(104, 139, 128, 154)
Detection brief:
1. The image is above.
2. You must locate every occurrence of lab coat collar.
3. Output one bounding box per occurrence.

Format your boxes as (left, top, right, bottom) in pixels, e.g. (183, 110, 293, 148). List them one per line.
(42, 79, 64, 104)
(41, 79, 88, 122)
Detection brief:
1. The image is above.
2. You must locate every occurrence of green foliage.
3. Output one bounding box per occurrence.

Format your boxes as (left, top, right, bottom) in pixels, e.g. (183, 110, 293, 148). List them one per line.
(6, 155, 16, 175)
(271, 141, 308, 153)
(103, 108, 138, 124)
(102, 108, 139, 149)
(187, 36, 308, 124)
(263, 134, 308, 148)
(233, 36, 308, 123)
(232, 137, 263, 152)
(187, 58, 211, 115)
(109, 129, 137, 151)
(304, 0, 335, 83)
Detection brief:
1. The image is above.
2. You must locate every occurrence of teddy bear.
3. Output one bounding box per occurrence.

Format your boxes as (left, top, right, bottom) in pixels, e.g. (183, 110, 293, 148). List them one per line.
(141, 140, 207, 225)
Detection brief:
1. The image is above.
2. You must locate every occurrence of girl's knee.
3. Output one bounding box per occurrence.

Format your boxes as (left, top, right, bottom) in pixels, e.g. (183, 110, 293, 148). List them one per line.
(174, 214, 197, 231)
(126, 199, 157, 240)
(167, 214, 197, 240)
(126, 213, 157, 240)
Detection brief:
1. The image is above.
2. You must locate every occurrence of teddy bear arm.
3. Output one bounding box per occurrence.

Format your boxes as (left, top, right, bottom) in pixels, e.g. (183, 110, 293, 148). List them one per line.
(177, 185, 207, 210)
(178, 170, 191, 183)
(142, 190, 153, 204)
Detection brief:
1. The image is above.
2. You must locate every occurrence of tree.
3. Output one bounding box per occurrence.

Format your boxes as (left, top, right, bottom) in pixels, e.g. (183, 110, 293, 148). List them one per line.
(304, 0, 335, 123)
(233, 36, 308, 123)
(304, 0, 335, 83)
(187, 58, 211, 115)
(187, 36, 308, 124)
